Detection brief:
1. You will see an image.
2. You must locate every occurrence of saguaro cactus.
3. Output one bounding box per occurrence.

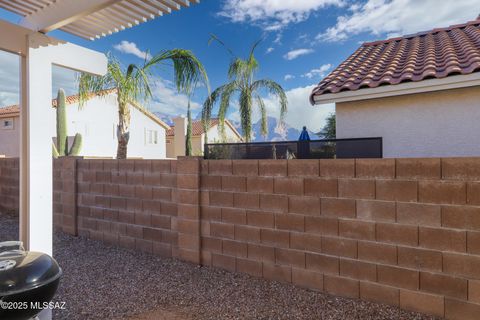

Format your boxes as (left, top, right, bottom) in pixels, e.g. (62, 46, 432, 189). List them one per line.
(52, 89, 83, 158)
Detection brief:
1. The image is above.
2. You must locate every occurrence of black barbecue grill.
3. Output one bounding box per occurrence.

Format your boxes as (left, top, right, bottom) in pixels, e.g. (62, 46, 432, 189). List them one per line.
(0, 241, 62, 320)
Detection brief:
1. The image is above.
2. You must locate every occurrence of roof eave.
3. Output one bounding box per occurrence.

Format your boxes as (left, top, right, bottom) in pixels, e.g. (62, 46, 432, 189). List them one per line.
(312, 72, 480, 105)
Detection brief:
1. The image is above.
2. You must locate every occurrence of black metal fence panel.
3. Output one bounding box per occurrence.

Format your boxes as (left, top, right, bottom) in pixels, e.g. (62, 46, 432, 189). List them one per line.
(204, 137, 383, 160)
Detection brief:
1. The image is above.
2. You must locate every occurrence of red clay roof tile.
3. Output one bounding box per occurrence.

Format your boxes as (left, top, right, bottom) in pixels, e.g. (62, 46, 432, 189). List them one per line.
(0, 105, 20, 117)
(166, 119, 221, 136)
(310, 17, 480, 103)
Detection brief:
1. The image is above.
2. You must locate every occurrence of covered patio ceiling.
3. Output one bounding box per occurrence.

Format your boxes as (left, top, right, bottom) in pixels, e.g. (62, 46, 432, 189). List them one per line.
(0, 0, 199, 40)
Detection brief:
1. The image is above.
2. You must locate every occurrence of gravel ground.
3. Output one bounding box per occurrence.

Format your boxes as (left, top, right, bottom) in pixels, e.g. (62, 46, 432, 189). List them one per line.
(0, 213, 440, 320)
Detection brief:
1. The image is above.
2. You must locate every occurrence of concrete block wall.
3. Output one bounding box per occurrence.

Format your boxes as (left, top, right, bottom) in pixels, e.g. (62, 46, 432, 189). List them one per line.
(3, 157, 480, 319)
(74, 158, 178, 256)
(53, 157, 78, 235)
(0, 158, 19, 214)
(198, 158, 480, 320)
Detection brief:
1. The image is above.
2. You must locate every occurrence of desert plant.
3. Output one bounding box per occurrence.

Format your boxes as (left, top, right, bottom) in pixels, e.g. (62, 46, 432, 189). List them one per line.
(78, 51, 209, 159)
(52, 89, 82, 158)
(203, 36, 288, 142)
(317, 113, 336, 139)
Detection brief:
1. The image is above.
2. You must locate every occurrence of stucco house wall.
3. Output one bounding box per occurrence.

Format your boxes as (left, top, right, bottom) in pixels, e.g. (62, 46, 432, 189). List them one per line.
(0, 116, 20, 157)
(336, 86, 480, 158)
(0, 93, 168, 159)
(166, 118, 242, 158)
(205, 124, 240, 143)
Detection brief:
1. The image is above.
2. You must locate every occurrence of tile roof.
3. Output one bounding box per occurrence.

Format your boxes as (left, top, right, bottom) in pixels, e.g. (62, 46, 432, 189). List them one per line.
(0, 89, 117, 115)
(166, 119, 221, 136)
(166, 118, 243, 140)
(0, 89, 170, 129)
(310, 16, 480, 103)
(0, 105, 20, 118)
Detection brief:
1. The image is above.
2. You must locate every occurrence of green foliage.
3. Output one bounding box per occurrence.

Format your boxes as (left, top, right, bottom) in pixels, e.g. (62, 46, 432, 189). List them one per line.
(78, 51, 209, 159)
(53, 89, 82, 157)
(186, 101, 193, 156)
(203, 36, 288, 142)
(317, 113, 336, 139)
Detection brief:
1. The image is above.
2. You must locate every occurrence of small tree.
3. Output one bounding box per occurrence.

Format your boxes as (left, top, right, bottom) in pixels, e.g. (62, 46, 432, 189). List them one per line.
(317, 113, 336, 139)
(185, 101, 193, 156)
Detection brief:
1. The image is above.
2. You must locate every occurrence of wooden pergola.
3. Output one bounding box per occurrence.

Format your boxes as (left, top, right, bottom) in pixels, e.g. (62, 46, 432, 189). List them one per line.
(0, 0, 199, 40)
(0, 0, 198, 264)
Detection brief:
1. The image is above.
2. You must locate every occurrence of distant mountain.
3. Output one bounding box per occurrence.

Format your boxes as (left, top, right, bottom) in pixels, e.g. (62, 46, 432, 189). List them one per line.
(154, 111, 315, 142)
(232, 117, 314, 142)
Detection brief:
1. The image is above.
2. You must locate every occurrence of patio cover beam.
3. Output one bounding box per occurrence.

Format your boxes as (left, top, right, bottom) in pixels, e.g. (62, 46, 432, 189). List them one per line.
(19, 0, 123, 33)
(0, 20, 28, 55)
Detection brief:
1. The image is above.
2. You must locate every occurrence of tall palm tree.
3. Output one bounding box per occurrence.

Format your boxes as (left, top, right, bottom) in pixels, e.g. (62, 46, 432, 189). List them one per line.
(78, 50, 208, 159)
(203, 37, 287, 142)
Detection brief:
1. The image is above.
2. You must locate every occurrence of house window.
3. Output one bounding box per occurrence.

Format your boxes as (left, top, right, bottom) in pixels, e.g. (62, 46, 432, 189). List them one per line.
(2, 118, 14, 130)
(145, 129, 158, 145)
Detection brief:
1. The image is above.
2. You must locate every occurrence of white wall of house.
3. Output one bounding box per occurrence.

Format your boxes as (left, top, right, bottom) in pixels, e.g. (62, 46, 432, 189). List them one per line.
(206, 124, 240, 143)
(0, 93, 167, 159)
(336, 86, 480, 158)
(0, 116, 20, 157)
(57, 95, 167, 159)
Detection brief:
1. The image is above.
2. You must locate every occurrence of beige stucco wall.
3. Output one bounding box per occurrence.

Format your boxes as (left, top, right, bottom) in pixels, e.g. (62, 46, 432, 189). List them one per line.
(166, 122, 242, 158)
(336, 86, 480, 158)
(0, 116, 20, 157)
(166, 137, 175, 158)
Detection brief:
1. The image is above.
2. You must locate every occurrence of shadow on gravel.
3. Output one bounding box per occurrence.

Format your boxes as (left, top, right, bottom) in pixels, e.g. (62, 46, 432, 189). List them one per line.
(0, 213, 440, 320)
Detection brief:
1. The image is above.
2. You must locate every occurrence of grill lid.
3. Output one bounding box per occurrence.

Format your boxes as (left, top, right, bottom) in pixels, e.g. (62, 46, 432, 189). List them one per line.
(0, 242, 62, 296)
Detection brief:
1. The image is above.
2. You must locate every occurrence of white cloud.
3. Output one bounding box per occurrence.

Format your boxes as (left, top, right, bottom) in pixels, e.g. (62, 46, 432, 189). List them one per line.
(273, 33, 283, 44)
(113, 41, 152, 60)
(284, 74, 295, 81)
(317, 0, 480, 42)
(0, 51, 19, 107)
(284, 48, 314, 60)
(224, 85, 335, 133)
(52, 65, 79, 97)
(265, 24, 283, 31)
(262, 85, 334, 132)
(302, 64, 332, 79)
(219, 0, 345, 30)
(266, 47, 275, 54)
(147, 77, 202, 117)
(0, 52, 80, 107)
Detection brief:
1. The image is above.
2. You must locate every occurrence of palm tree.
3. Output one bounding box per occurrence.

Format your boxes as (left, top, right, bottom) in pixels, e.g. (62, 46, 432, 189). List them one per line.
(202, 37, 287, 142)
(78, 50, 208, 159)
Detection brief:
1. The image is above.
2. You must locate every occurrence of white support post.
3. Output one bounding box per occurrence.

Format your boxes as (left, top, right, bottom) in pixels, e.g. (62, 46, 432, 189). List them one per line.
(19, 33, 107, 255)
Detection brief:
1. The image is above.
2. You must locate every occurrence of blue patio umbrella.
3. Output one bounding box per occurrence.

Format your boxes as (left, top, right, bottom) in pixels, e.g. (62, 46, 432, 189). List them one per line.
(298, 126, 311, 159)
(299, 126, 311, 141)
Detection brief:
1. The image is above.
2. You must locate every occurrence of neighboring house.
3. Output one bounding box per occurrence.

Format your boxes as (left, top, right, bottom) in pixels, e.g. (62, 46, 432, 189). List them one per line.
(0, 106, 20, 157)
(310, 16, 480, 158)
(0, 90, 170, 159)
(166, 118, 242, 158)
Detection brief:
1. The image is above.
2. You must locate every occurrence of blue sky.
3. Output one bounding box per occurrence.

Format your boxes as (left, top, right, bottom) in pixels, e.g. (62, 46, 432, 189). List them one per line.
(0, 0, 479, 131)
